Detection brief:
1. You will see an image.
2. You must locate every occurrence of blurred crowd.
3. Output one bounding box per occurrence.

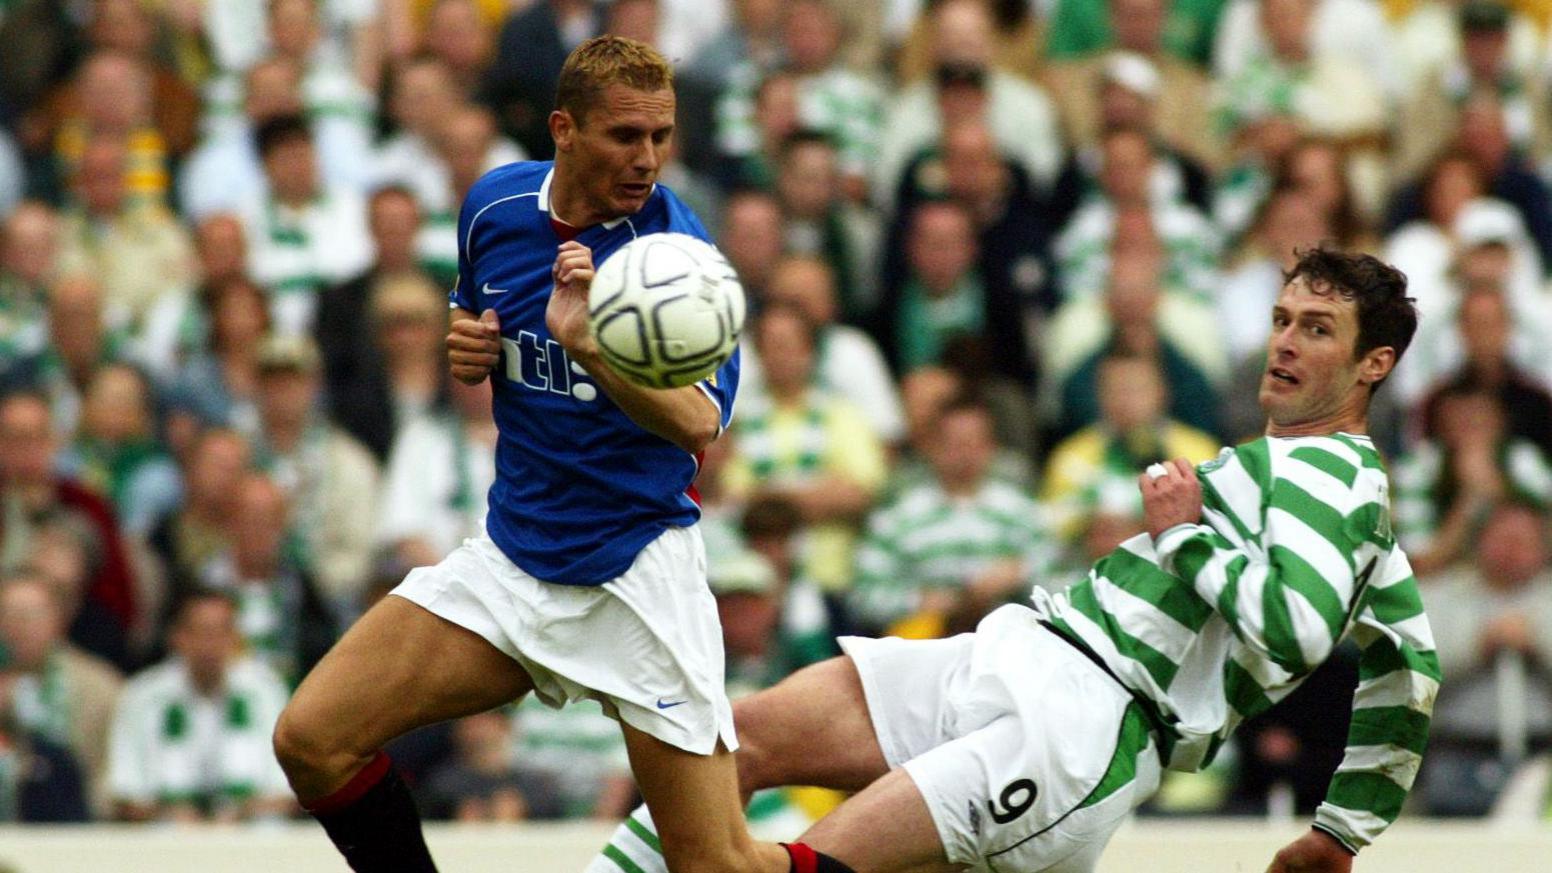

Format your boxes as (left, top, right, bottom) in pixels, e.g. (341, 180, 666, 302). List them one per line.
(1, 0, 1551, 831)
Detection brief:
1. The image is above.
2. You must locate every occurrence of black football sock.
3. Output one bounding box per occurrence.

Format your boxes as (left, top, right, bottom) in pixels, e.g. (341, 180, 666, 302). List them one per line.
(305, 752, 438, 873)
(782, 842, 859, 873)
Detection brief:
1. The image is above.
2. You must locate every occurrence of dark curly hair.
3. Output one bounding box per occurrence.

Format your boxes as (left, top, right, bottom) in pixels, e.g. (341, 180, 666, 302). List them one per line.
(1284, 248, 1418, 384)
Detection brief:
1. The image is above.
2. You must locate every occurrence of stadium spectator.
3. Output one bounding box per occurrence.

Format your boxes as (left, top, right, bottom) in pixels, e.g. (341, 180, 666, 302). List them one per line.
(54, 136, 195, 358)
(426, 105, 518, 279)
(735, 494, 836, 672)
(1390, 0, 1545, 98)
(250, 335, 380, 621)
(1396, 0, 1549, 184)
(376, 377, 497, 570)
(892, 119, 1056, 331)
(32, 276, 123, 439)
(1212, 0, 1397, 99)
(146, 427, 251, 604)
(165, 277, 270, 439)
(105, 589, 292, 822)
(1218, 184, 1331, 369)
(1417, 286, 1552, 461)
(192, 473, 335, 684)
(676, 0, 785, 170)
(710, 546, 788, 695)
(850, 397, 1053, 637)
(1046, 249, 1223, 438)
(484, 0, 603, 158)
(1044, 0, 1220, 168)
(0, 202, 57, 381)
(740, 256, 903, 446)
(315, 190, 439, 461)
(180, 56, 375, 220)
(423, 0, 498, 98)
(1394, 203, 1552, 406)
(507, 695, 634, 820)
(421, 708, 560, 821)
(78, 0, 201, 157)
(1420, 502, 1552, 815)
(1043, 353, 1218, 542)
(718, 188, 786, 303)
(1277, 139, 1377, 251)
(237, 115, 373, 337)
(881, 199, 1036, 387)
(57, 364, 181, 538)
(718, 0, 884, 198)
(891, 365, 1033, 494)
(1054, 128, 1222, 304)
(0, 571, 122, 816)
(875, 0, 1062, 201)
(1383, 153, 1492, 314)
(724, 303, 887, 594)
(1393, 388, 1552, 576)
(24, 51, 171, 209)
(771, 132, 882, 323)
(0, 391, 139, 658)
(1044, 0, 1226, 66)
(0, 672, 90, 823)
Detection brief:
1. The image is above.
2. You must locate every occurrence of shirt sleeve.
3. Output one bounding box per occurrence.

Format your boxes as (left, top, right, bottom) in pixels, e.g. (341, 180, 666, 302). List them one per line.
(1313, 552, 1440, 853)
(449, 190, 478, 312)
(697, 345, 740, 436)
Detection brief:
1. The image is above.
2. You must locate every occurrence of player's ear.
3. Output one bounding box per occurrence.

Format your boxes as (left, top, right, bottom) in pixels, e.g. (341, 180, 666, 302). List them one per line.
(550, 109, 576, 152)
(1357, 345, 1396, 387)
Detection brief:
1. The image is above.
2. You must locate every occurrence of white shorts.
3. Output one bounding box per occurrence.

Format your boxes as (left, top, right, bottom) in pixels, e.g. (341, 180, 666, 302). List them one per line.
(840, 605, 1162, 873)
(391, 526, 736, 755)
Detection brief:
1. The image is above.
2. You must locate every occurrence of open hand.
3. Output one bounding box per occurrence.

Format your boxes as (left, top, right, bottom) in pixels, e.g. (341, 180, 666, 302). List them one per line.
(447, 308, 502, 384)
(547, 241, 597, 356)
(1139, 458, 1202, 539)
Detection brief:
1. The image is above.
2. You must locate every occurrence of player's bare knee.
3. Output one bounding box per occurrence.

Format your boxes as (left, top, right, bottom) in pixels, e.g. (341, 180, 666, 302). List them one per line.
(272, 702, 352, 779)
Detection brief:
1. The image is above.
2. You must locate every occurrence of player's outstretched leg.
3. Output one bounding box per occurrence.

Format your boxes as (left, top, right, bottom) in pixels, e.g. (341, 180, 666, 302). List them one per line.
(273, 595, 534, 872)
(590, 657, 889, 873)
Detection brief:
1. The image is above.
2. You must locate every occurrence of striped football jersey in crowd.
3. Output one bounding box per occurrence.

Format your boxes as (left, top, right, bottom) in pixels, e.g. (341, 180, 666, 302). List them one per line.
(1031, 433, 1439, 853)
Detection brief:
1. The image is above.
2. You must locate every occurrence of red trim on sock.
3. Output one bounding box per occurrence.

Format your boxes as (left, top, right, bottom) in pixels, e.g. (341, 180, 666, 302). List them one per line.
(304, 752, 392, 815)
(782, 842, 819, 873)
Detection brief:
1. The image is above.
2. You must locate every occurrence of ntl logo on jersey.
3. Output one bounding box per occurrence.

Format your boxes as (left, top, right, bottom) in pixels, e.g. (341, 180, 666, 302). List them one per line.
(501, 330, 598, 402)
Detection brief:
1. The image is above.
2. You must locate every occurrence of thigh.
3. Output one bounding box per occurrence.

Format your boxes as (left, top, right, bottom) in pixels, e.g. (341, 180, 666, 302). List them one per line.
(284, 594, 535, 755)
(732, 656, 891, 796)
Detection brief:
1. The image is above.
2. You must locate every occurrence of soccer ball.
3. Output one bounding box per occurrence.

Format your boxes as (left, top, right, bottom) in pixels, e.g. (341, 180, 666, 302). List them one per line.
(588, 232, 746, 389)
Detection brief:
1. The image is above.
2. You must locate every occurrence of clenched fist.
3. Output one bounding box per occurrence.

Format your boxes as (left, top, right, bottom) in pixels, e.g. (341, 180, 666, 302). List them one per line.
(1139, 458, 1202, 540)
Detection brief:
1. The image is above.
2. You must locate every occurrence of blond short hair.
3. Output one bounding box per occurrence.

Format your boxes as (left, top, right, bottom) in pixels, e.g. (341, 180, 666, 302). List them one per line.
(555, 35, 674, 124)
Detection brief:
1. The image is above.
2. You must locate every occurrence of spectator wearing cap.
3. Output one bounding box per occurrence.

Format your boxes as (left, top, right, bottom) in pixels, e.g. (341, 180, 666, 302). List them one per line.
(249, 334, 379, 622)
(1046, 52, 1216, 230)
(1393, 198, 1552, 406)
(1397, 0, 1551, 185)
(236, 115, 373, 338)
(1043, 0, 1221, 170)
(873, 0, 1062, 208)
(106, 589, 293, 822)
(1419, 286, 1552, 461)
(709, 545, 789, 694)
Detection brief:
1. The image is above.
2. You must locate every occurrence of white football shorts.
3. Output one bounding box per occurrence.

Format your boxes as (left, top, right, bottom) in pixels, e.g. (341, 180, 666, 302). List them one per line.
(840, 604, 1162, 873)
(391, 526, 736, 755)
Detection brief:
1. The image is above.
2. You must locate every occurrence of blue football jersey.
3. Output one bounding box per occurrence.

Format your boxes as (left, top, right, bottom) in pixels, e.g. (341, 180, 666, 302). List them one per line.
(450, 161, 739, 585)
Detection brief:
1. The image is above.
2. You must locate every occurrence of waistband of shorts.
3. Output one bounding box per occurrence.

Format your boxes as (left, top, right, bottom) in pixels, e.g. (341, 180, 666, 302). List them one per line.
(1037, 618, 1173, 766)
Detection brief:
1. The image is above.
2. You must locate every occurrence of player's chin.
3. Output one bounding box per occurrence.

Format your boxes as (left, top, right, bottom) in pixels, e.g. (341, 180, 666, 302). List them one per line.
(613, 184, 652, 211)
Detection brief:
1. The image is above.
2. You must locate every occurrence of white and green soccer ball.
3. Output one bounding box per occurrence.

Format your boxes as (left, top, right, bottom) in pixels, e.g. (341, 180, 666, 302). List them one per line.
(587, 232, 746, 389)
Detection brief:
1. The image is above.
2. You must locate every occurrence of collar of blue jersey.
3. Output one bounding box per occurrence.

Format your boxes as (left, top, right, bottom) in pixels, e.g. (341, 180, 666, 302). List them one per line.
(536, 167, 651, 231)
